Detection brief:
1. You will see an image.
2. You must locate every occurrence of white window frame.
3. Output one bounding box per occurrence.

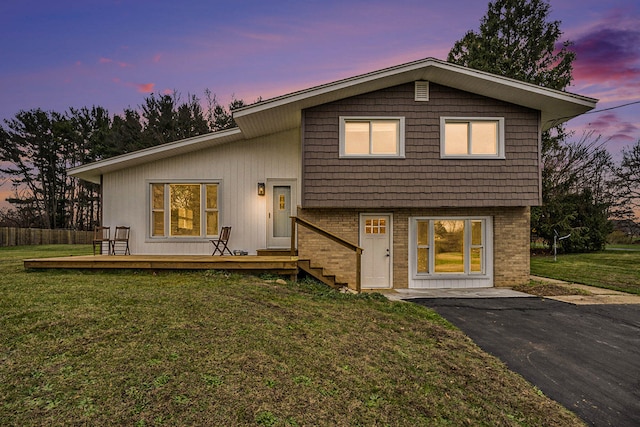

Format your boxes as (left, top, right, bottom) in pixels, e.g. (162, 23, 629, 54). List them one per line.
(409, 217, 491, 279)
(148, 181, 221, 240)
(440, 117, 505, 159)
(339, 116, 405, 158)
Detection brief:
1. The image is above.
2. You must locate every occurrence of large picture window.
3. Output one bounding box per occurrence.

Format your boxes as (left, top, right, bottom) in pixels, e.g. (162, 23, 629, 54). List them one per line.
(150, 183, 219, 238)
(340, 117, 405, 158)
(440, 117, 504, 158)
(413, 218, 486, 276)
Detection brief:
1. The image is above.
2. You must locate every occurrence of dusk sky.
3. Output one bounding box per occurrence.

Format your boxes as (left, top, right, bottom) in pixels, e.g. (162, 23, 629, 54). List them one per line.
(1, 0, 639, 206)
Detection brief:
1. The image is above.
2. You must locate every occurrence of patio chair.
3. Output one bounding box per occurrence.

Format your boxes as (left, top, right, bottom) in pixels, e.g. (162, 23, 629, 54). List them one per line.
(210, 226, 233, 255)
(92, 226, 111, 255)
(111, 226, 131, 255)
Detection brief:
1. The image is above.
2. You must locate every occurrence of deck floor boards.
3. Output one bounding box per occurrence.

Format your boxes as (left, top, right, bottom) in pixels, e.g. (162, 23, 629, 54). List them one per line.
(24, 255, 299, 274)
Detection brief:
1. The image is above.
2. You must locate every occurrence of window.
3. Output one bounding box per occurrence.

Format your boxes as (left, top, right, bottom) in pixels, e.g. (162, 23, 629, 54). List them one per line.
(413, 218, 486, 276)
(340, 117, 405, 158)
(150, 183, 219, 238)
(440, 117, 504, 158)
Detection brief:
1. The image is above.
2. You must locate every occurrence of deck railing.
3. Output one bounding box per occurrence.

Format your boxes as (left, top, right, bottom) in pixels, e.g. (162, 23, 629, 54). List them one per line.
(290, 216, 363, 292)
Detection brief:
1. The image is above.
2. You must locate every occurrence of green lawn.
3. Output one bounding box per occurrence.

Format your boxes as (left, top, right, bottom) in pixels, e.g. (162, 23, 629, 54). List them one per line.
(1, 245, 583, 426)
(531, 249, 640, 295)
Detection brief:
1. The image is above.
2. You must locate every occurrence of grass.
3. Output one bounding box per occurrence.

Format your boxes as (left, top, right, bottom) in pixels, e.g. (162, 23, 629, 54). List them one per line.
(0, 245, 585, 426)
(531, 249, 640, 295)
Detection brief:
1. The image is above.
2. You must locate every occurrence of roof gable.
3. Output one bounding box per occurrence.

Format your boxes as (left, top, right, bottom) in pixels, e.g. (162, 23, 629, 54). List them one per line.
(233, 57, 596, 138)
(69, 57, 596, 183)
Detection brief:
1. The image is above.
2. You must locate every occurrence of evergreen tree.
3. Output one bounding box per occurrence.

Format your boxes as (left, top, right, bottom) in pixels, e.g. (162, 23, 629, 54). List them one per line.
(448, 0, 574, 90)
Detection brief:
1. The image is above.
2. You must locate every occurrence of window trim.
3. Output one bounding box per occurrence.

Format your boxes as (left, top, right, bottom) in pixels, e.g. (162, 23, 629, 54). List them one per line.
(440, 117, 505, 159)
(339, 116, 405, 158)
(147, 180, 221, 241)
(410, 216, 491, 280)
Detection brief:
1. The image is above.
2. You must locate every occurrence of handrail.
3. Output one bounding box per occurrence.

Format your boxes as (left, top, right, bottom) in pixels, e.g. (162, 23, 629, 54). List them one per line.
(291, 216, 363, 293)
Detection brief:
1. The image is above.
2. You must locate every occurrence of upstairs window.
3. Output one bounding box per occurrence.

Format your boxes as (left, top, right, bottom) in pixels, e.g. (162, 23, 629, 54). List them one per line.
(340, 117, 405, 158)
(440, 117, 504, 159)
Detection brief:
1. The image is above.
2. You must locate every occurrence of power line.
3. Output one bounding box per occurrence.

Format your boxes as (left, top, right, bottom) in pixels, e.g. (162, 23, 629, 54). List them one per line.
(583, 100, 640, 115)
(545, 100, 640, 127)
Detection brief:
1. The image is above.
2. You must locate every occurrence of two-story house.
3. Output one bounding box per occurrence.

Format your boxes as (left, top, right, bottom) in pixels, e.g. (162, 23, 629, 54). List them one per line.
(69, 58, 596, 290)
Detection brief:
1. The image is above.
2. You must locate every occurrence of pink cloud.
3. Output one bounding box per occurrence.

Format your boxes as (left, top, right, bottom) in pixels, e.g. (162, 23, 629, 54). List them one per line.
(110, 78, 155, 94)
(153, 53, 162, 63)
(136, 83, 155, 93)
(566, 10, 640, 88)
(581, 112, 639, 143)
(99, 57, 132, 68)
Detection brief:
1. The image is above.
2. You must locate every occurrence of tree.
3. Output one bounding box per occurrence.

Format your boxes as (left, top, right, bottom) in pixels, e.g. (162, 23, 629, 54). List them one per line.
(104, 108, 143, 157)
(531, 133, 615, 251)
(617, 139, 640, 209)
(448, 0, 574, 90)
(205, 89, 247, 131)
(0, 109, 72, 228)
(66, 106, 112, 229)
(139, 91, 218, 148)
(448, 0, 614, 252)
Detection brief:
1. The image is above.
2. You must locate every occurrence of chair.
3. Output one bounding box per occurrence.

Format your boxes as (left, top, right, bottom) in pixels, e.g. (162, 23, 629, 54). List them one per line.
(92, 226, 111, 255)
(111, 226, 131, 255)
(210, 226, 233, 255)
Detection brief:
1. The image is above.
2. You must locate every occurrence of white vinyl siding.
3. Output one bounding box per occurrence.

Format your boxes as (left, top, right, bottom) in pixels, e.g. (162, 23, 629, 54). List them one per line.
(440, 117, 505, 159)
(101, 129, 300, 255)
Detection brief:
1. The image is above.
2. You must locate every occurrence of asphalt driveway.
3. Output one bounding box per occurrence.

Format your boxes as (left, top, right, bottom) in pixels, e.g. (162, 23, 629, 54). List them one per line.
(409, 297, 640, 427)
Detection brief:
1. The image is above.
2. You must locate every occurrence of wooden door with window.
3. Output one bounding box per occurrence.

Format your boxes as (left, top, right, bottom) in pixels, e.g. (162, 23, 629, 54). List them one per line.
(267, 180, 296, 248)
(360, 214, 392, 288)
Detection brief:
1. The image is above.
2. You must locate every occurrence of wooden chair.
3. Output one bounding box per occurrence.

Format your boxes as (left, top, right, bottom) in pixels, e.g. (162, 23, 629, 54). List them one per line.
(210, 226, 233, 255)
(92, 226, 111, 255)
(111, 226, 131, 255)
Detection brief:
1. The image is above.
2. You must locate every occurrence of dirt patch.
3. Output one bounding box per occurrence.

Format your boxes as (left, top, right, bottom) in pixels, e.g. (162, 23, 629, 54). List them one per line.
(513, 281, 592, 297)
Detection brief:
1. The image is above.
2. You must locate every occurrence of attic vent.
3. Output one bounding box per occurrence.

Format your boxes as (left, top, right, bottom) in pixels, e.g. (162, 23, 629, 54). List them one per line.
(415, 81, 429, 101)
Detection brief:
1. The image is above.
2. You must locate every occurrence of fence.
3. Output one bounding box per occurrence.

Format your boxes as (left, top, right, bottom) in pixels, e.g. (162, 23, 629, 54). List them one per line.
(0, 227, 94, 247)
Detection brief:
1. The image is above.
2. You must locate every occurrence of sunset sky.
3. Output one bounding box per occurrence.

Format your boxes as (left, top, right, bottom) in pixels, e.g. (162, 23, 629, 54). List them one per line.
(1, 0, 639, 206)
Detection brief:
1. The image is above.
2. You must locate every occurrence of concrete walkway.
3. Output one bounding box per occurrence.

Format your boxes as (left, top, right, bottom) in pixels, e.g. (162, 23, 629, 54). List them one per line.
(380, 276, 640, 305)
(530, 275, 640, 305)
(381, 287, 531, 301)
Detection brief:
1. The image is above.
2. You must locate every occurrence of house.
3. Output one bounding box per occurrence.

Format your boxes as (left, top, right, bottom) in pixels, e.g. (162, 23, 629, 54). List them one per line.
(69, 58, 597, 290)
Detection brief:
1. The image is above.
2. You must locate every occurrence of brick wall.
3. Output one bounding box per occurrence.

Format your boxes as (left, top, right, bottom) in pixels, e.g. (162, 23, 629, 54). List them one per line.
(297, 208, 360, 288)
(297, 206, 531, 289)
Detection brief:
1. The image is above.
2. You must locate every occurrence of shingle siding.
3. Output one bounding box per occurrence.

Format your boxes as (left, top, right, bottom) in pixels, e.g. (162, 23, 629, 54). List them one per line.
(302, 82, 541, 208)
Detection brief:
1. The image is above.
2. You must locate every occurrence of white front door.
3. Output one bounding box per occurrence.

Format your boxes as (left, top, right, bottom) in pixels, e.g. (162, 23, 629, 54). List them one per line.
(360, 214, 392, 288)
(267, 180, 296, 248)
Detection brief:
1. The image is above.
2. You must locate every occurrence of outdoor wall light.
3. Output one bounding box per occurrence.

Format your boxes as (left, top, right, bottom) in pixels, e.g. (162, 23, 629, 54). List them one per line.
(257, 182, 265, 196)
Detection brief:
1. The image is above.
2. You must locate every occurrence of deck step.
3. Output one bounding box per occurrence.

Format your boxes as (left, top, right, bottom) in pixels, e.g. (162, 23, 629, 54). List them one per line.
(297, 259, 347, 290)
(257, 249, 298, 256)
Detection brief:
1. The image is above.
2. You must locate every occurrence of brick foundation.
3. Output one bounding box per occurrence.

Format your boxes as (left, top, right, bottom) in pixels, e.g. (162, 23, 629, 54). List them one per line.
(297, 206, 531, 289)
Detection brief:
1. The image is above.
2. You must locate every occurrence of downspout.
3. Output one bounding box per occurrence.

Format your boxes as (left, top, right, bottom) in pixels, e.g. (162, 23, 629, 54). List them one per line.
(99, 174, 104, 226)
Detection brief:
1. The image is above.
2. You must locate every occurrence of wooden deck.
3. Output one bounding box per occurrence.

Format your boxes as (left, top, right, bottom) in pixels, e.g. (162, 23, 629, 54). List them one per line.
(24, 255, 299, 276)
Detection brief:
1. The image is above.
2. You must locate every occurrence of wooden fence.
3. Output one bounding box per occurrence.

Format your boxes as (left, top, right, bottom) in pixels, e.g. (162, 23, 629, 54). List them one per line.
(0, 227, 94, 247)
